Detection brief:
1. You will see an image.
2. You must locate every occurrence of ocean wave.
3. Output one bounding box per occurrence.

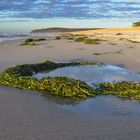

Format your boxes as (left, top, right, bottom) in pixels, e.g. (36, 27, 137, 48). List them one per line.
(0, 33, 29, 42)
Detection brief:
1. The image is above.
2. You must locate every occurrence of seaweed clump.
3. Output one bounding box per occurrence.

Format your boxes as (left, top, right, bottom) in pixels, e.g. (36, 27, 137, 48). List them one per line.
(74, 36, 88, 42)
(0, 61, 96, 100)
(73, 36, 103, 45)
(40, 77, 95, 99)
(21, 38, 46, 45)
(99, 81, 140, 100)
(55, 36, 61, 40)
(84, 38, 101, 44)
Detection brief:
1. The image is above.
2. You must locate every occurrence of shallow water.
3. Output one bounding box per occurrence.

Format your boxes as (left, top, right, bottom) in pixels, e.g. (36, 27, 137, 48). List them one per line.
(53, 95, 140, 116)
(33, 64, 140, 86)
(33, 64, 140, 116)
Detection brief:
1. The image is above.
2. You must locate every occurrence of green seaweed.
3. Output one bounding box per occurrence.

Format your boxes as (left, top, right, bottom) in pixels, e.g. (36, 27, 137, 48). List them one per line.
(84, 38, 101, 45)
(55, 36, 61, 40)
(79, 61, 102, 65)
(99, 81, 140, 100)
(40, 77, 95, 99)
(20, 38, 46, 46)
(74, 37, 103, 45)
(64, 35, 104, 45)
(74, 36, 88, 42)
(0, 60, 140, 101)
(0, 61, 96, 100)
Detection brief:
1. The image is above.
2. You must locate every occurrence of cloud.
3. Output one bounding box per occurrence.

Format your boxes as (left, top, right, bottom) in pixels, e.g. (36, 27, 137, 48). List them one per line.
(0, 0, 140, 21)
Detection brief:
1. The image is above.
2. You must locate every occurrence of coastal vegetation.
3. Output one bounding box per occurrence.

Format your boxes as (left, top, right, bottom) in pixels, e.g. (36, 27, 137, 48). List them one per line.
(133, 22, 140, 27)
(31, 27, 99, 34)
(66, 35, 103, 45)
(74, 36, 88, 42)
(84, 38, 101, 44)
(21, 38, 46, 45)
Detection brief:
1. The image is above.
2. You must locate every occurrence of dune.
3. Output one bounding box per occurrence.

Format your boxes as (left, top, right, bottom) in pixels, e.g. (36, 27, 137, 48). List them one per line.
(70, 26, 140, 43)
(70, 26, 140, 34)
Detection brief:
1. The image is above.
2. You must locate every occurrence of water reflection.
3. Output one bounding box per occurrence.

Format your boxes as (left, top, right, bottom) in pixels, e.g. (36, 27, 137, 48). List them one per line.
(33, 65, 140, 86)
(54, 95, 140, 116)
(33, 64, 140, 116)
(42, 93, 84, 105)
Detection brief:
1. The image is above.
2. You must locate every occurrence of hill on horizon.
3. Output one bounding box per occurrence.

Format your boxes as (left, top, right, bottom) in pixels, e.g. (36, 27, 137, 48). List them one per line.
(31, 27, 103, 33)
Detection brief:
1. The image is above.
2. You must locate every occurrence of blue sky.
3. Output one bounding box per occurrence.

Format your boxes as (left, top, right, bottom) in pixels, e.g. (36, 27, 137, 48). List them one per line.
(0, 0, 140, 32)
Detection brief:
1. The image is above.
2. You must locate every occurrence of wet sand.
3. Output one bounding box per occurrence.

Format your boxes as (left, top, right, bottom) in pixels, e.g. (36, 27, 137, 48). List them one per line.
(0, 37, 140, 139)
(1, 86, 140, 140)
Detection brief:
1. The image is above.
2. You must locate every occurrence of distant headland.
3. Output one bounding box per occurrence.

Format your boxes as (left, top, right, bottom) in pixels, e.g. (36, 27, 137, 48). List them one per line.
(31, 27, 103, 33)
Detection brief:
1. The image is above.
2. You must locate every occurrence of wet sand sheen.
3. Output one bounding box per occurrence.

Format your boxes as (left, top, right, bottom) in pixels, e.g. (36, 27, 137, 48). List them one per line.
(1, 86, 140, 140)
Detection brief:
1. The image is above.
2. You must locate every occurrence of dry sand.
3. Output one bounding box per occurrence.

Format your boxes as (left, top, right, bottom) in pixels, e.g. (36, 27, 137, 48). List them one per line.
(70, 26, 140, 42)
(0, 30, 140, 140)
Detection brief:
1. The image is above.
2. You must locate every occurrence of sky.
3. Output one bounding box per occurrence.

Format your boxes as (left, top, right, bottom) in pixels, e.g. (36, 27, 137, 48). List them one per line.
(0, 0, 140, 33)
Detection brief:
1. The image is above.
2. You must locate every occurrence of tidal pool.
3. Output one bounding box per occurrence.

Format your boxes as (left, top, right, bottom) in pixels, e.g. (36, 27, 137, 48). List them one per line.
(33, 64, 140, 86)
(33, 64, 140, 116)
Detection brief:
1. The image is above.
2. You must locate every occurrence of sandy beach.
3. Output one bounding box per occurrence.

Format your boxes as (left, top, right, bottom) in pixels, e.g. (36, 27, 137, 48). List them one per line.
(0, 31, 140, 72)
(70, 26, 140, 42)
(0, 30, 140, 140)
